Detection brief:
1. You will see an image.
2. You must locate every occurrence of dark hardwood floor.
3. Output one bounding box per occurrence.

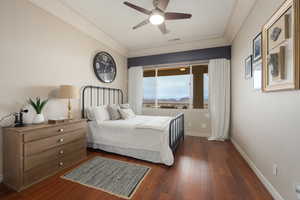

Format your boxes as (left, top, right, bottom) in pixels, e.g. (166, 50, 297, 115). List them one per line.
(0, 136, 273, 200)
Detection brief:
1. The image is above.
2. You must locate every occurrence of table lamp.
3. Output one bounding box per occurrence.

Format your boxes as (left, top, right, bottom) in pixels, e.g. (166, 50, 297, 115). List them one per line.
(59, 85, 79, 120)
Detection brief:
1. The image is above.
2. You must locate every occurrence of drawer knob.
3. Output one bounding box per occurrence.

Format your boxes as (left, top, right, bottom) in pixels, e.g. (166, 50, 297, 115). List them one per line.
(59, 162, 64, 166)
(58, 138, 64, 143)
(58, 129, 64, 132)
(59, 150, 64, 155)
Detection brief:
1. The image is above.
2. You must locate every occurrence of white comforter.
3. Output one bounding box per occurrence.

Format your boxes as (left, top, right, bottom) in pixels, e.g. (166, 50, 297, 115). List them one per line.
(87, 115, 174, 165)
(135, 116, 171, 131)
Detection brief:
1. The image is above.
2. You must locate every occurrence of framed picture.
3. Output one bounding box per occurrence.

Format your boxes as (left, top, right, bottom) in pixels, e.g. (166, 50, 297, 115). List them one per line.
(245, 55, 253, 79)
(253, 33, 262, 62)
(93, 52, 117, 83)
(262, 0, 300, 92)
(253, 60, 262, 90)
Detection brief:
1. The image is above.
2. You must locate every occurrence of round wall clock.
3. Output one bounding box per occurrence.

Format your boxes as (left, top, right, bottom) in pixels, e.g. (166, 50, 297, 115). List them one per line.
(93, 52, 117, 83)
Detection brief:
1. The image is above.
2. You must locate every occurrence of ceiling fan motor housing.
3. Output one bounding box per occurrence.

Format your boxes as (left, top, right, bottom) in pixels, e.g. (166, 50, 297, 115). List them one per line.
(153, 0, 160, 8)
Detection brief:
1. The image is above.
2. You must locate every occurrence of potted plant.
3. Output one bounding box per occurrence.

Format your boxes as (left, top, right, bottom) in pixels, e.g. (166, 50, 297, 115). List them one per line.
(28, 97, 48, 124)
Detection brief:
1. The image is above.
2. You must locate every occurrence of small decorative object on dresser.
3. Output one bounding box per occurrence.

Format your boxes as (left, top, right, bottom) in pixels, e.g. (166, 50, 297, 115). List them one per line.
(48, 119, 69, 124)
(3, 119, 87, 191)
(59, 85, 79, 120)
(93, 52, 117, 83)
(28, 97, 48, 124)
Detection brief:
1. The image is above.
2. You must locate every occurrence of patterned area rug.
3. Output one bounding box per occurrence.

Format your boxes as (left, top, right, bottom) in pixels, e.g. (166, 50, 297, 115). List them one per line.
(61, 156, 150, 199)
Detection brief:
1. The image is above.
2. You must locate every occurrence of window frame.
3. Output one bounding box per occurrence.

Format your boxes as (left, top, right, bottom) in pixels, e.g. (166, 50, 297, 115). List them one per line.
(143, 64, 208, 110)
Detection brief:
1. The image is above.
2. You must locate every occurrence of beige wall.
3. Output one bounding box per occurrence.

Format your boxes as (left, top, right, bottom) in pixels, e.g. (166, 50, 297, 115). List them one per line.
(143, 108, 211, 137)
(0, 0, 128, 177)
(231, 0, 300, 199)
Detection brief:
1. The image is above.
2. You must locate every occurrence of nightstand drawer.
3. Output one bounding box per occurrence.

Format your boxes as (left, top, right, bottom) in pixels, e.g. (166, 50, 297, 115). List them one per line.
(24, 139, 86, 171)
(23, 149, 86, 186)
(24, 130, 86, 156)
(23, 121, 86, 142)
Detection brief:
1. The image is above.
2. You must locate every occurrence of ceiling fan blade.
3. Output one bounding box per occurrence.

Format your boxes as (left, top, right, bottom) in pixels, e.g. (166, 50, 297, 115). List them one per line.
(158, 23, 169, 34)
(165, 12, 192, 20)
(124, 1, 152, 15)
(133, 19, 150, 30)
(153, 0, 170, 11)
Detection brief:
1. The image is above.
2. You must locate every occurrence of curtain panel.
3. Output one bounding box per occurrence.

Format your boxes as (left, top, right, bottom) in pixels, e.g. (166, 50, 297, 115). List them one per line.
(208, 59, 230, 141)
(128, 67, 143, 114)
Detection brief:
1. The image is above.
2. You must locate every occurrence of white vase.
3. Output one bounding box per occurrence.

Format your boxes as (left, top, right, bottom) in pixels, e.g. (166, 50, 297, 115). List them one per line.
(33, 114, 45, 124)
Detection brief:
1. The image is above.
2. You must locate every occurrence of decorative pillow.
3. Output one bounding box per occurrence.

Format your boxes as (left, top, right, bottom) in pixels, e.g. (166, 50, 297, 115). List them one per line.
(88, 106, 110, 122)
(120, 103, 130, 109)
(118, 108, 136, 120)
(107, 104, 121, 120)
(86, 108, 95, 121)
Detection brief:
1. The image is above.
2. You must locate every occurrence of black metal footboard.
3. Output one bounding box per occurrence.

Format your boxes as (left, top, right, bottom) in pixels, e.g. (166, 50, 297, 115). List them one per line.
(169, 113, 184, 152)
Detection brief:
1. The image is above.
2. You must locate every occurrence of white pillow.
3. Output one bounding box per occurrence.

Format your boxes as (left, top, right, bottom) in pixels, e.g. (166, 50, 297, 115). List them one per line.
(107, 104, 121, 120)
(86, 108, 95, 121)
(119, 108, 136, 120)
(87, 106, 110, 122)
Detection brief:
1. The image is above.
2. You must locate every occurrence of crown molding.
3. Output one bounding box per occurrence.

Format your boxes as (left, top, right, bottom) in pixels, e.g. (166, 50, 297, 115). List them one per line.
(128, 37, 230, 57)
(28, 0, 128, 56)
(28, 0, 257, 57)
(224, 0, 258, 42)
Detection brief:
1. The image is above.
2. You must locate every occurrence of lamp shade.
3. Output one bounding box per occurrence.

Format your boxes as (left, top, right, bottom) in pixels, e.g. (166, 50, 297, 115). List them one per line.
(59, 85, 79, 99)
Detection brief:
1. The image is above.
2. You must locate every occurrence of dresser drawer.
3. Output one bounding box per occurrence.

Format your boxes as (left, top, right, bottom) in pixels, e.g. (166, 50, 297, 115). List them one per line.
(23, 149, 86, 186)
(24, 139, 86, 171)
(24, 130, 86, 156)
(23, 121, 86, 142)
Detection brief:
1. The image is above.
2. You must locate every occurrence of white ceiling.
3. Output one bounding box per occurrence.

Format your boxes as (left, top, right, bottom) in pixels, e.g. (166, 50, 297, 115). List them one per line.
(29, 0, 257, 57)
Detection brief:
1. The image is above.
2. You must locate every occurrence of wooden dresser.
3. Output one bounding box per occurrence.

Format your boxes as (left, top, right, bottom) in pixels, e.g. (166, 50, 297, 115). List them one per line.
(3, 119, 87, 191)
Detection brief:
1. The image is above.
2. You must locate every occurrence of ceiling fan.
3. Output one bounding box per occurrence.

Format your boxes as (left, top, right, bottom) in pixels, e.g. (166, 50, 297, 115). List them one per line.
(123, 0, 192, 34)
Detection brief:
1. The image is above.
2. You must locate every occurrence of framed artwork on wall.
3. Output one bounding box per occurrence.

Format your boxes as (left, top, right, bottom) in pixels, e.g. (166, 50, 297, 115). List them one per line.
(253, 33, 262, 62)
(93, 52, 117, 83)
(262, 0, 300, 92)
(253, 60, 262, 90)
(245, 55, 253, 79)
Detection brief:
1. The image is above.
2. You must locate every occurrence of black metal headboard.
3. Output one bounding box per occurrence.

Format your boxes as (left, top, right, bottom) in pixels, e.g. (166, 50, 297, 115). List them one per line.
(81, 85, 124, 118)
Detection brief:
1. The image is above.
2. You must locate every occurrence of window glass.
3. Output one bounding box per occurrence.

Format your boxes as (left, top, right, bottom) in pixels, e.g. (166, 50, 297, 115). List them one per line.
(143, 66, 208, 109)
(143, 77, 156, 108)
(157, 75, 191, 109)
(203, 73, 209, 109)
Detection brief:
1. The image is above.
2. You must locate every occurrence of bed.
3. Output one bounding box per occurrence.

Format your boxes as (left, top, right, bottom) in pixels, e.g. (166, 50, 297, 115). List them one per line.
(81, 86, 184, 166)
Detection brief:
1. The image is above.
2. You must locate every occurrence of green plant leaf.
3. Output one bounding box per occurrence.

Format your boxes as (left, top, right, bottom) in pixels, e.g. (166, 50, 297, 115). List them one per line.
(36, 97, 41, 108)
(28, 98, 39, 114)
(40, 99, 48, 113)
(28, 97, 48, 114)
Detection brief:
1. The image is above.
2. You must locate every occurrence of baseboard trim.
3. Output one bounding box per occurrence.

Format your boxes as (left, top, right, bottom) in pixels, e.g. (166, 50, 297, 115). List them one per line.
(231, 138, 285, 200)
(185, 131, 211, 137)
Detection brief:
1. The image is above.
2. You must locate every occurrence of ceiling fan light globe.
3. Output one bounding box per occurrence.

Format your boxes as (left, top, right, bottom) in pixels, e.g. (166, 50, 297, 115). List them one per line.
(149, 14, 165, 25)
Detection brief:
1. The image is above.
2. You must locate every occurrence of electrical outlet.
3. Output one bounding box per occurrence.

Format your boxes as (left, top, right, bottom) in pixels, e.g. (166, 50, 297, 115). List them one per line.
(273, 164, 278, 176)
(188, 122, 192, 127)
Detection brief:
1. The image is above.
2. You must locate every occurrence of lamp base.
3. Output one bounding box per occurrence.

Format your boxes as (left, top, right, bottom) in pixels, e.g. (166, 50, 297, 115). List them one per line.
(67, 98, 73, 120)
(67, 110, 73, 120)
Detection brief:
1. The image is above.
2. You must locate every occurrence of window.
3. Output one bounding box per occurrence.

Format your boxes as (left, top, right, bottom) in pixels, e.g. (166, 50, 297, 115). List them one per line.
(143, 76, 156, 105)
(157, 74, 191, 109)
(143, 65, 208, 109)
